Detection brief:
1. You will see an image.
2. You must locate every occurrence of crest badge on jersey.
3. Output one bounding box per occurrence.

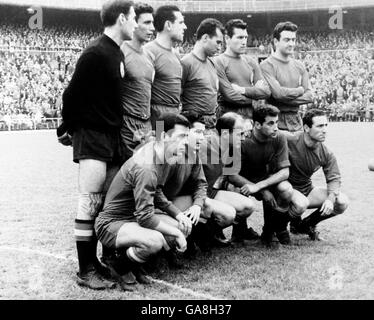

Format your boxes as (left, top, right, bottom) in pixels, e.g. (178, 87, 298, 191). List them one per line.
(120, 61, 125, 78)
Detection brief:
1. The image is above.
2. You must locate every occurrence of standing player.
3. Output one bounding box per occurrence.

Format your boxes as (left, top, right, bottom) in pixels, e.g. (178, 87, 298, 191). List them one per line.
(228, 106, 307, 247)
(215, 19, 270, 121)
(181, 18, 224, 130)
(120, 2, 155, 162)
(144, 5, 187, 129)
(260, 21, 313, 133)
(59, 0, 137, 290)
(287, 109, 349, 240)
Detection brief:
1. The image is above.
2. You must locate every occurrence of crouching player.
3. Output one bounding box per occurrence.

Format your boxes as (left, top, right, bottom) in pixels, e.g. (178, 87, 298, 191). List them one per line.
(288, 109, 349, 240)
(228, 105, 308, 247)
(95, 114, 191, 290)
(199, 112, 258, 245)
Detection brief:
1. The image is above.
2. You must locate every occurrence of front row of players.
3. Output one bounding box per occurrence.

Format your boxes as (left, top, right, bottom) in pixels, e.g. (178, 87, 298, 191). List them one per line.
(89, 107, 348, 291)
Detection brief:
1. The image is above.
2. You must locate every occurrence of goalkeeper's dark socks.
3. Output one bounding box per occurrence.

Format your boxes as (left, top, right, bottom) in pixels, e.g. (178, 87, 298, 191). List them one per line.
(76, 241, 95, 275)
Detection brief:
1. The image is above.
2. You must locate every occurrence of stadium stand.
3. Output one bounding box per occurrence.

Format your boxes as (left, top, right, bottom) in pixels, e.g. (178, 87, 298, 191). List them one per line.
(1, 2, 374, 130)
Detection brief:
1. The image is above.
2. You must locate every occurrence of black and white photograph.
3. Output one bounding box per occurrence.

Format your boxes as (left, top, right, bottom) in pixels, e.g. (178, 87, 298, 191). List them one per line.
(0, 0, 374, 304)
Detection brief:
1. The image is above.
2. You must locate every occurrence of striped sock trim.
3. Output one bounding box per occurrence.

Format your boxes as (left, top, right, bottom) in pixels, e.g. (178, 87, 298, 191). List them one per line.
(126, 247, 146, 264)
(74, 219, 94, 242)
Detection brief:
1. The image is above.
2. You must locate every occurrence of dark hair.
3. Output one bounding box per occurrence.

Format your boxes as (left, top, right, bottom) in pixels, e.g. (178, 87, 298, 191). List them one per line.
(303, 109, 326, 128)
(181, 110, 206, 126)
(100, 0, 134, 27)
(224, 19, 247, 38)
(134, 2, 153, 22)
(196, 18, 224, 40)
(273, 21, 298, 41)
(156, 113, 190, 139)
(216, 112, 242, 135)
(154, 5, 180, 32)
(253, 106, 280, 125)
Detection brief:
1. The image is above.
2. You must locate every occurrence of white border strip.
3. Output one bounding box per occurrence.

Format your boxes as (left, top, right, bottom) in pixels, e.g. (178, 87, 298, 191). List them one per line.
(0, 246, 222, 300)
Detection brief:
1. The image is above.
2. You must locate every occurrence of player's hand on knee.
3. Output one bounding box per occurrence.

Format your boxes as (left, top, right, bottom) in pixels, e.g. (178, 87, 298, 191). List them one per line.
(175, 232, 187, 253)
(241, 184, 259, 196)
(320, 199, 334, 216)
(183, 205, 201, 226)
(176, 213, 192, 237)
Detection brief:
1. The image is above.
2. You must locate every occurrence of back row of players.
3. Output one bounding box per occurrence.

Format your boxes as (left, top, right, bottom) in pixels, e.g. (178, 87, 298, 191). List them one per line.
(59, 0, 349, 291)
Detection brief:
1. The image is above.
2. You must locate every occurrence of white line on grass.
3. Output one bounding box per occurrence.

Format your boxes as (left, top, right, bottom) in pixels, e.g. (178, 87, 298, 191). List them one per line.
(0, 246, 222, 300)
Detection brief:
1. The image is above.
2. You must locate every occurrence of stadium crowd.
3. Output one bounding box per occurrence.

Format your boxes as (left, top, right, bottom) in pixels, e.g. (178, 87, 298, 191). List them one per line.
(250, 29, 374, 52)
(1, 22, 374, 130)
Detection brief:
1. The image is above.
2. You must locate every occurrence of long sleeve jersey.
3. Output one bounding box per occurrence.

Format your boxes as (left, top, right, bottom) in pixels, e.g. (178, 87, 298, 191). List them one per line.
(214, 53, 270, 118)
(260, 54, 313, 113)
(287, 132, 341, 201)
(98, 142, 174, 229)
(62, 34, 125, 132)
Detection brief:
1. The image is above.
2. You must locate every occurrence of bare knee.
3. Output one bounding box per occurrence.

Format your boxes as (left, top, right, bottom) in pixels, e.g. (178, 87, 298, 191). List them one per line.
(215, 206, 236, 227)
(335, 193, 349, 215)
(237, 198, 255, 218)
(277, 181, 293, 199)
(293, 197, 309, 216)
(145, 232, 165, 254)
(241, 198, 255, 217)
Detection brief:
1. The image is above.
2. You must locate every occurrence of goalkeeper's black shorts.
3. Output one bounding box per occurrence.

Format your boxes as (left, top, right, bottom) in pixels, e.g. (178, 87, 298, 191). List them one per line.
(73, 127, 122, 165)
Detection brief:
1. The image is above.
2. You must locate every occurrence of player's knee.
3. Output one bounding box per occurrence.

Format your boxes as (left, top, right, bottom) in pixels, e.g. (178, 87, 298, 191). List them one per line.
(216, 206, 236, 227)
(335, 193, 349, 214)
(277, 181, 293, 198)
(146, 232, 165, 254)
(241, 198, 255, 217)
(294, 196, 309, 215)
(76, 193, 103, 220)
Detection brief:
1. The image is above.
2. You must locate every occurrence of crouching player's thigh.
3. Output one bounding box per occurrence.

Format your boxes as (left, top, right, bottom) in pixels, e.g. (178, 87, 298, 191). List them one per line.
(289, 189, 309, 218)
(307, 187, 349, 215)
(204, 197, 236, 227)
(214, 190, 255, 218)
(96, 220, 167, 258)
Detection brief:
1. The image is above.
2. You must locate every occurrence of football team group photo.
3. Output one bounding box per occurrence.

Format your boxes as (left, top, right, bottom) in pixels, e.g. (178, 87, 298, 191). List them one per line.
(1, 0, 374, 300)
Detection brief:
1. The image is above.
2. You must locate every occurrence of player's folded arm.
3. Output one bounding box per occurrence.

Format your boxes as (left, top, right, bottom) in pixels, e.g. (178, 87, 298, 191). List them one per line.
(261, 62, 303, 101)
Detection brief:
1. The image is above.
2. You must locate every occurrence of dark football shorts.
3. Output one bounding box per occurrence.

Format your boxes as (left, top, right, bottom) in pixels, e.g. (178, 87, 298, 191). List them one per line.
(120, 115, 152, 162)
(95, 217, 126, 250)
(150, 104, 180, 130)
(73, 127, 122, 164)
(292, 181, 314, 197)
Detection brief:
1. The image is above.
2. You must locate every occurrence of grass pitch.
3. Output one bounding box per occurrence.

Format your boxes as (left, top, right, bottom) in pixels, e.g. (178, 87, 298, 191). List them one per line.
(0, 122, 373, 300)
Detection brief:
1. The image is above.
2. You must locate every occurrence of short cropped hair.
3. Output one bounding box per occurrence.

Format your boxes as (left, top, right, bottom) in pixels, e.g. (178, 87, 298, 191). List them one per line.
(100, 0, 134, 27)
(156, 113, 190, 139)
(303, 109, 326, 128)
(225, 19, 247, 38)
(253, 106, 280, 125)
(134, 2, 153, 22)
(154, 5, 180, 32)
(273, 21, 298, 41)
(216, 112, 242, 135)
(196, 18, 224, 40)
(181, 110, 206, 126)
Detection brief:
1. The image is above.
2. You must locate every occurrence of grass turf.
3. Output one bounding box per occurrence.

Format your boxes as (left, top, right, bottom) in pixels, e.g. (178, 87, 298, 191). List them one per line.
(0, 122, 373, 299)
